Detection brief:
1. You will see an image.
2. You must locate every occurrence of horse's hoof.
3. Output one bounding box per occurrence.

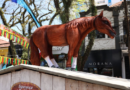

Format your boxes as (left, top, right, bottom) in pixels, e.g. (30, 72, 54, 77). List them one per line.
(66, 67, 71, 70)
(71, 68, 76, 71)
(51, 65, 55, 68)
(56, 66, 60, 68)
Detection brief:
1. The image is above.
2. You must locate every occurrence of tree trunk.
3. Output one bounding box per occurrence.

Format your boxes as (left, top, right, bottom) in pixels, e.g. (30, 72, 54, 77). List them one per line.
(60, 0, 72, 24)
(80, 30, 95, 71)
(9, 40, 16, 58)
(77, 0, 97, 71)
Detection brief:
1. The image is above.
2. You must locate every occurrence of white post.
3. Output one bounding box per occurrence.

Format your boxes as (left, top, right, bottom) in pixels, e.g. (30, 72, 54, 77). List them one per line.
(122, 54, 126, 79)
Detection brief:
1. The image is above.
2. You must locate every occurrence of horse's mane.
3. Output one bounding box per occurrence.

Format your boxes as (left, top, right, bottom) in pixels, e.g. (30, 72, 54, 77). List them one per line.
(65, 17, 95, 30)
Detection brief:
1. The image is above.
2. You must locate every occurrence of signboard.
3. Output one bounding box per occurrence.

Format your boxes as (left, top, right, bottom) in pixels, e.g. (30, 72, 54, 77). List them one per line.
(95, 0, 106, 6)
(11, 82, 40, 90)
(0, 48, 8, 56)
(84, 49, 122, 77)
(52, 46, 63, 51)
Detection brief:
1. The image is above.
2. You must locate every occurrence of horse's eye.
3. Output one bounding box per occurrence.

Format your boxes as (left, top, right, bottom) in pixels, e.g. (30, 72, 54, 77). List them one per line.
(104, 21, 108, 24)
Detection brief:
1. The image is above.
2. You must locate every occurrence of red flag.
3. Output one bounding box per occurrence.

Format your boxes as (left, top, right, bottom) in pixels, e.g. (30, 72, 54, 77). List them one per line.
(4, 32, 6, 37)
(7, 58, 8, 64)
(11, 58, 13, 64)
(13, 31, 15, 34)
(0, 30, 2, 36)
(16, 37, 17, 42)
(8, 33, 10, 39)
(22, 40, 24, 45)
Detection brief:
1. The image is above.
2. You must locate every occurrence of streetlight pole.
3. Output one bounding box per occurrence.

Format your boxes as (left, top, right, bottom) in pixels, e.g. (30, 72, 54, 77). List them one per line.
(124, 0, 130, 72)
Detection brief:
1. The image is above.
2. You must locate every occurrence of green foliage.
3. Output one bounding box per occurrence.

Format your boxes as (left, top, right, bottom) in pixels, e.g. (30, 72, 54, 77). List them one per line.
(50, 0, 89, 23)
(21, 47, 29, 60)
(59, 0, 73, 23)
(69, 0, 89, 20)
(89, 0, 97, 16)
(60, 10, 68, 23)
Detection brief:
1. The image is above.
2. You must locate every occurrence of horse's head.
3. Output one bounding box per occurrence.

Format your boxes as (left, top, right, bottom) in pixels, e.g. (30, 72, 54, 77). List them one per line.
(94, 11, 116, 39)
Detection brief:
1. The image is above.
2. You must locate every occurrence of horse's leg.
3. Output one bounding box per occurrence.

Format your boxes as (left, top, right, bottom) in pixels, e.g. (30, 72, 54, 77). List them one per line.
(72, 41, 82, 70)
(71, 57, 77, 70)
(51, 58, 59, 68)
(66, 28, 79, 70)
(66, 43, 79, 70)
(48, 45, 59, 68)
(38, 44, 54, 67)
(66, 46, 75, 69)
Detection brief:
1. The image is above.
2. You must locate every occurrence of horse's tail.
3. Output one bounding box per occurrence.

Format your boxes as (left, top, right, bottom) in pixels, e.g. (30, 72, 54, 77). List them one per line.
(30, 36, 40, 65)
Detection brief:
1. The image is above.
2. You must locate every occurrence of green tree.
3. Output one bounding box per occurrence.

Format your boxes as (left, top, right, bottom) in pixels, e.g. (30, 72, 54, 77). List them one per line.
(70, 0, 89, 20)
(77, 0, 97, 71)
(0, 0, 17, 58)
(0, 0, 53, 59)
(49, 0, 89, 25)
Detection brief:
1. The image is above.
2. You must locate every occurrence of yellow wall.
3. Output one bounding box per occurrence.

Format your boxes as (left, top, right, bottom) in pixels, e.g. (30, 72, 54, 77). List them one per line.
(0, 48, 8, 57)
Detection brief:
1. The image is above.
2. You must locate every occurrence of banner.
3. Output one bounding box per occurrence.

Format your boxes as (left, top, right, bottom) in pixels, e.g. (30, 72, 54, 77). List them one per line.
(0, 56, 29, 65)
(0, 24, 29, 48)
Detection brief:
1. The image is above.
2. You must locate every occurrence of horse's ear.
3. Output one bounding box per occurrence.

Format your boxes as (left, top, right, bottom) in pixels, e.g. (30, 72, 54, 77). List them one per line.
(99, 10, 103, 18)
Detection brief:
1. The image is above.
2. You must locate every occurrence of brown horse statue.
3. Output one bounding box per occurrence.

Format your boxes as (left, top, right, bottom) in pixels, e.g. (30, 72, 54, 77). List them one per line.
(30, 11, 116, 70)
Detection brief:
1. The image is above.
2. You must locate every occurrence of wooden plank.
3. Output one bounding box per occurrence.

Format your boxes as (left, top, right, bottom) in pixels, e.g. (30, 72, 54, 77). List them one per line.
(20, 69, 30, 82)
(41, 73, 53, 90)
(20, 69, 40, 87)
(11, 69, 41, 88)
(79, 81, 116, 90)
(78, 81, 93, 90)
(97, 85, 109, 90)
(93, 84, 101, 90)
(11, 71, 21, 87)
(0, 75, 4, 89)
(108, 87, 122, 90)
(53, 76, 65, 90)
(0, 73, 11, 90)
(29, 70, 40, 87)
(65, 78, 78, 90)
(0, 65, 130, 90)
(78, 81, 121, 90)
(93, 84, 112, 90)
(0, 75, 2, 89)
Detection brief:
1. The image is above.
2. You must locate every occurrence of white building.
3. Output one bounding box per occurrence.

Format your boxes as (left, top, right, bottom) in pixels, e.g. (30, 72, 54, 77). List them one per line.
(80, 0, 130, 79)
(95, 0, 123, 6)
